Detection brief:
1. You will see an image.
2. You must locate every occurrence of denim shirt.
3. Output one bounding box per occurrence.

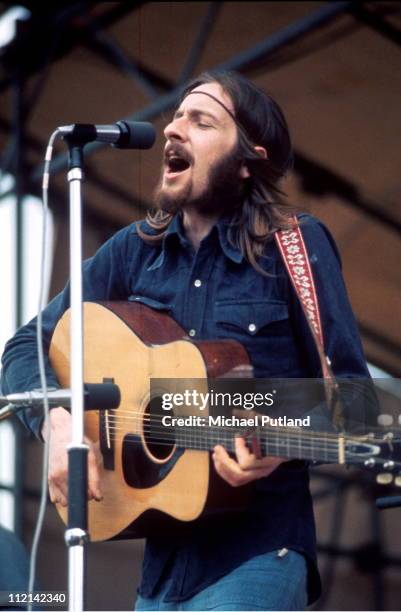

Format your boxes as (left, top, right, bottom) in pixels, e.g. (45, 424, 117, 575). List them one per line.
(1, 213, 369, 604)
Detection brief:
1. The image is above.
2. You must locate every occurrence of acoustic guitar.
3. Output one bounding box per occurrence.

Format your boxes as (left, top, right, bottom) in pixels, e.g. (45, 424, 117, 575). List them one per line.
(49, 301, 400, 542)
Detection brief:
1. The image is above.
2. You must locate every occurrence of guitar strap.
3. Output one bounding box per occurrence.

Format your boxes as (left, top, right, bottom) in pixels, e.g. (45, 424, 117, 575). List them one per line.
(275, 220, 344, 429)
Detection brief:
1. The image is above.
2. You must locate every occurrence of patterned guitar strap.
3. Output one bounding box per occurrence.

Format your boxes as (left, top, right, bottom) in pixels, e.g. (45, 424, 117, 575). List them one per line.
(275, 220, 345, 430)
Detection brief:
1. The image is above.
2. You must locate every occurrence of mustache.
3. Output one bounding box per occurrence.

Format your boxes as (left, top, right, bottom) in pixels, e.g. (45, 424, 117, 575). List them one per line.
(164, 142, 193, 166)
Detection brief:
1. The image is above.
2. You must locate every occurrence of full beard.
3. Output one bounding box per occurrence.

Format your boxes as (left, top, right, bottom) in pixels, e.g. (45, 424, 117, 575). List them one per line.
(153, 145, 244, 216)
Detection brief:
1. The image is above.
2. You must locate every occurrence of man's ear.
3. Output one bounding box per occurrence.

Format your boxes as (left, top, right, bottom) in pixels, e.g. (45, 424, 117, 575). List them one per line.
(239, 145, 268, 179)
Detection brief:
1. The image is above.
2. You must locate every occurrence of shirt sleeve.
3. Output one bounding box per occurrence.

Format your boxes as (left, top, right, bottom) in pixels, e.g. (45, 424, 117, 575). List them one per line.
(0, 224, 135, 439)
(286, 215, 377, 433)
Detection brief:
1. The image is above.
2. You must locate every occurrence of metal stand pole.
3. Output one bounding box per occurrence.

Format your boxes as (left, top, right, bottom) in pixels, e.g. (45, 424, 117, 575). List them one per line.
(64, 145, 88, 612)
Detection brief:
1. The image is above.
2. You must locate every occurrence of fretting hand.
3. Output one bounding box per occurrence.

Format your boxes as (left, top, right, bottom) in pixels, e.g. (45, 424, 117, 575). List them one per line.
(212, 437, 286, 487)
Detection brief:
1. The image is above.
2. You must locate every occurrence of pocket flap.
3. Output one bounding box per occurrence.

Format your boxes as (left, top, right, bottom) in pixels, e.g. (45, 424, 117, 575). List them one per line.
(128, 295, 171, 311)
(215, 300, 288, 335)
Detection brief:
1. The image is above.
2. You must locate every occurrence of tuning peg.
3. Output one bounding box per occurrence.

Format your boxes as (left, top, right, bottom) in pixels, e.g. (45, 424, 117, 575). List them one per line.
(364, 458, 376, 468)
(395, 476, 401, 488)
(377, 414, 393, 426)
(383, 461, 395, 471)
(376, 473, 393, 485)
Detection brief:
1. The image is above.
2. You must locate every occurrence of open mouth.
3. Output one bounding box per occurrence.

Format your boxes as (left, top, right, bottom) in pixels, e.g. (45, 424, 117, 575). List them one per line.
(164, 147, 192, 177)
(167, 157, 191, 174)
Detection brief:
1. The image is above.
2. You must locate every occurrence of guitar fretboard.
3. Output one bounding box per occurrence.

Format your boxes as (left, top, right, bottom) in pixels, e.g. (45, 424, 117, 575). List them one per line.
(173, 423, 346, 464)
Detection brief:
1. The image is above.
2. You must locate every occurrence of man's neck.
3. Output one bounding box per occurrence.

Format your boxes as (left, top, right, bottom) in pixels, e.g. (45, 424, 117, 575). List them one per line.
(182, 208, 221, 251)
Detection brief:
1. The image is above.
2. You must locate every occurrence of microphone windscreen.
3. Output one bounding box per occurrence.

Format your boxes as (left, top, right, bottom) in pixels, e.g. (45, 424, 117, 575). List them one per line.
(84, 383, 121, 410)
(116, 120, 156, 150)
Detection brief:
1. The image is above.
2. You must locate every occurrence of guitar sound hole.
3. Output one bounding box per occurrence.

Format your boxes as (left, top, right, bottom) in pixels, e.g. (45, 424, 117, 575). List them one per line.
(143, 396, 175, 460)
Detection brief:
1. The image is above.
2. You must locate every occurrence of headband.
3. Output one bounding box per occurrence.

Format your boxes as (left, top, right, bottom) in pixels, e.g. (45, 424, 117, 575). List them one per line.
(184, 90, 238, 125)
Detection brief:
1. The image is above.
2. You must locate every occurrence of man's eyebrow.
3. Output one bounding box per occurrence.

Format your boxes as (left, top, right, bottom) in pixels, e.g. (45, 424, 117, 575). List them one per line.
(173, 108, 221, 123)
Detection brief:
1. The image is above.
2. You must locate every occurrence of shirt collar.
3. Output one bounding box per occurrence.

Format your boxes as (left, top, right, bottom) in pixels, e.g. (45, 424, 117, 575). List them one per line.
(163, 212, 244, 264)
(216, 214, 244, 263)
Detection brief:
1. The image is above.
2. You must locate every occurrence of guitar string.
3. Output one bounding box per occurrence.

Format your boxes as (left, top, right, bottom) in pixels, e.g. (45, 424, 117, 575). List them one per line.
(93, 414, 387, 461)
(100, 413, 386, 442)
(90, 434, 351, 462)
(99, 424, 387, 447)
(101, 421, 359, 444)
(104, 406, 393, 437)
(101, 420, 356, 442)
(98, 410, 383, 441)
(94, 432, 337, 450)
(93, 425, 372, 457)
(96, 435, 342, 456)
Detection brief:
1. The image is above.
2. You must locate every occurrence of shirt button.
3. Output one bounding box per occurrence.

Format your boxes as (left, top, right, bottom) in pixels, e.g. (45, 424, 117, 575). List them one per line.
(248, 323, 257, 333)
(194, 279, 202, 287)
(189, 329, 196, 337)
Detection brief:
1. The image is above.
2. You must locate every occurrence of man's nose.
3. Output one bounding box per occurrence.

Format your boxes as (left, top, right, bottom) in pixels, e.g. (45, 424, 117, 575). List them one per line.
(164, 117, 187, 141)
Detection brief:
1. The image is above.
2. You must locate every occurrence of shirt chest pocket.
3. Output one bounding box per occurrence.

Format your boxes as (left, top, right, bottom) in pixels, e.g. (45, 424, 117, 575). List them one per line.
(214, 300, 289, 337)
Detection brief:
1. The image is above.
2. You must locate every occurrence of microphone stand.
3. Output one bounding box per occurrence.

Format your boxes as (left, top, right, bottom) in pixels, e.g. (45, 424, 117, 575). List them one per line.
(53, 122, 154, 611)
(64, 141, 88, 612)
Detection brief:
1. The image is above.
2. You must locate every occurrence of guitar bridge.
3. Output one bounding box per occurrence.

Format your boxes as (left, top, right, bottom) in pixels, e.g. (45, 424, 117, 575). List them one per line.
(99, 377, 115, 471)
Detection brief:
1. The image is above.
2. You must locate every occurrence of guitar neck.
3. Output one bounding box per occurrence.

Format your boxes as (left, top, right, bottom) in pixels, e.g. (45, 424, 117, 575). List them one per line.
(174, 422, 375, 467)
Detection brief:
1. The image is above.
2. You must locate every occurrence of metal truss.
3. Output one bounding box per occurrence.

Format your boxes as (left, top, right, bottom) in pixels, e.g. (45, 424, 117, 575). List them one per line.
(21, 1, 401, 238)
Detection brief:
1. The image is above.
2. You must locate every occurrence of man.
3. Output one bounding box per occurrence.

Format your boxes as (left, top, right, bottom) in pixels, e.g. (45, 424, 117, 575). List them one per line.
(1, 70, 370, 610)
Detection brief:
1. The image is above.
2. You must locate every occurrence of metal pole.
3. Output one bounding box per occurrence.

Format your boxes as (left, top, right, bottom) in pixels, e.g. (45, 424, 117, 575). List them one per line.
(68, 165, 85, 444)
(64, 148, 89, 612)
(11, 72, 25, 540)
(177, 2, 222, 85)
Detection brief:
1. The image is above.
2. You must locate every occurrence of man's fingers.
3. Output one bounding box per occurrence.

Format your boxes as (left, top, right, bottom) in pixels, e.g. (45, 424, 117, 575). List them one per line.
(213, 449, 277, 487)
(47, 438, 103, 505)
(86, 439, 103, 500)
(48, 464, 68, 499)
(234, 436, 264, 470)
(212, 442, 286, 487)
(235, 437, 284, 471)
(45, 409, 103, 504)
(212, 445, 252, 487)
(234, 436, 256, 469)
(49, 483, 68, 507)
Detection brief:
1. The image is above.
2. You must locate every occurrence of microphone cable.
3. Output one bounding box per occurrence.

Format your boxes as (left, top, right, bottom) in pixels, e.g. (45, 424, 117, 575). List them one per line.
(28, 128, 61, 609)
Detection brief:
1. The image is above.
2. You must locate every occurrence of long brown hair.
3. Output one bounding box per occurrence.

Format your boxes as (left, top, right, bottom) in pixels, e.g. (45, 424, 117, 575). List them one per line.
(139, 70, 297, 275)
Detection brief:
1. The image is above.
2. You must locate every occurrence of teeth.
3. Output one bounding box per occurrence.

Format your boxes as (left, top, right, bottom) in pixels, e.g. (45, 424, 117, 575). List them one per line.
(166, 150, 189, 162)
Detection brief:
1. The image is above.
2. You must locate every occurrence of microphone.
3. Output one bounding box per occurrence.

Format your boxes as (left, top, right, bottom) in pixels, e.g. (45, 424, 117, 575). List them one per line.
(58, 120, 156, 149)
(0, 383, 121, 421)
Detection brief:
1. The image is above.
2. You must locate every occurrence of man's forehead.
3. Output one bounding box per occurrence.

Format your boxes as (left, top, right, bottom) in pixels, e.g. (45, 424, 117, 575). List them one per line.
(178, 85, 235, 121)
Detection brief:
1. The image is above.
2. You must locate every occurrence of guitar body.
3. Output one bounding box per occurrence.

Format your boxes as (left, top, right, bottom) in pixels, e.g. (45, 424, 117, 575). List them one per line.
(49, 301, 252, 541)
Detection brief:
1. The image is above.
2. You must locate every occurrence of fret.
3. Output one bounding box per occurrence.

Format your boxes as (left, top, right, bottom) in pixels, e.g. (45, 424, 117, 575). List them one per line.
(338, 434, 345, 464)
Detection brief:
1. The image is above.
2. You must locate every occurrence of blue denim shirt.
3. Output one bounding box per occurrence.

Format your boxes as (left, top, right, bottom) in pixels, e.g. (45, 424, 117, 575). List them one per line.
(1, 213, 369, 604)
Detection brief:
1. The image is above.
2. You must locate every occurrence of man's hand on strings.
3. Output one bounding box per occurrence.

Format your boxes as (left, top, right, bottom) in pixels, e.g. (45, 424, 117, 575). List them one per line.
(212, 436, 286, 487)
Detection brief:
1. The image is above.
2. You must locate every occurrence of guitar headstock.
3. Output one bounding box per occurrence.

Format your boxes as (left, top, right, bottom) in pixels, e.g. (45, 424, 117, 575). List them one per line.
(348, 429, 401, 486)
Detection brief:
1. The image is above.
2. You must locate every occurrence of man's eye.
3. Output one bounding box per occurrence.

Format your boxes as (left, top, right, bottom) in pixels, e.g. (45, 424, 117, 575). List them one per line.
(198, 122, 211, 129)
